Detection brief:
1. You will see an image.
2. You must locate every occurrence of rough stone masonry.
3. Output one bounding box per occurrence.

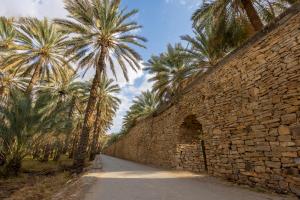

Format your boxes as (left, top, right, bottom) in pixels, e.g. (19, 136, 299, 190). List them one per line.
(104, 4, 300, 196)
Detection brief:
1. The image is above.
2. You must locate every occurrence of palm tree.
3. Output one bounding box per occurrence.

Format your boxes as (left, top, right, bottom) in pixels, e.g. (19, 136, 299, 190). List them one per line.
(86, 75, 120, 160)
(122, 90, 159, 134)
(192, 0, 259, 32)
(0, 17, 26, 105)
(37, 72, 87, 158)
(241, 0, 264, 31)
(37, 72, 85, 114)
(0, 17, 16, 53)
(0, 69, 28, 104)
(2, 18, 72, 94)
(29, 88, 79, 163)
(180, 27, 227, 73)
(255, 0, 295, 22)
(55, 0, 146, 171)
(106, 133, 122, 146)
(192, 0, 293, 34)
(146, 44, 198, 102)
(0, 90, 60, 175)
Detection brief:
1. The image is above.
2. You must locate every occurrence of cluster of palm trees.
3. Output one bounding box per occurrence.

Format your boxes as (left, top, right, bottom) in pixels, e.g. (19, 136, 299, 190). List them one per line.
(112, 0, 295, 139)
(0, 0, 145, 175)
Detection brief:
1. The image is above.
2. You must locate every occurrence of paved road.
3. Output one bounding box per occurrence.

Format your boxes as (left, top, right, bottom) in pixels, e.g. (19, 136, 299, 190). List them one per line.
(84, 155, 293, 200)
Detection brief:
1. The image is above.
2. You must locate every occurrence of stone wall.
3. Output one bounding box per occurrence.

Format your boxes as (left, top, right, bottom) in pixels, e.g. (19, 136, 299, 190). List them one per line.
(104, 4, 300, 196)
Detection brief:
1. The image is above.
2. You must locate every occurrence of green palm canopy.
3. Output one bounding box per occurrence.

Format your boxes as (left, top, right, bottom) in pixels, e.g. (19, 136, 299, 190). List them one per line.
(146, 43, 198, 102)
(55, 0, 146, 172)
(2, 18, 72, 93)
(122, 90, 159, 134)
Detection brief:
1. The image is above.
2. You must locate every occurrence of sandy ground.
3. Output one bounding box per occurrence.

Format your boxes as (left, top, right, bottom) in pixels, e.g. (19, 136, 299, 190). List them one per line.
(83, 155, 295, 200)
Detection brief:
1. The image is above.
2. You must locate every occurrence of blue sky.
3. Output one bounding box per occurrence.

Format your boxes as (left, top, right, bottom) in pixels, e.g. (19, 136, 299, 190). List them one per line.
(0, 0, 201, 132)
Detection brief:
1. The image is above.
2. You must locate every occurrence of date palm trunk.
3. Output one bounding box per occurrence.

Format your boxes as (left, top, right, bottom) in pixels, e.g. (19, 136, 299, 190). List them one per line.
(0, 86, 4, 96)
(73, 46, 107, 173)
(32, 145, 40, 160)
(241, 0, 263, 31)
(63, 100, 75, 154)
(69, 131, 78, 158)
(26, 62, 42, 94)
(89, 103, 101, 161)
(42, 143, 51, 162)
(62, 135, 70, 154)
(54, 144, 62, 162)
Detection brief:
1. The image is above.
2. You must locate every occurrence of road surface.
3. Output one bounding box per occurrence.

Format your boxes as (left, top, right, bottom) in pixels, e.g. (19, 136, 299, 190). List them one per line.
(84, 155, 293, 200)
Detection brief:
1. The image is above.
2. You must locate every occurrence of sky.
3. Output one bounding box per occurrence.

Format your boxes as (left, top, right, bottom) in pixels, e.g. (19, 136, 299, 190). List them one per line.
(0, 0, 201, 133)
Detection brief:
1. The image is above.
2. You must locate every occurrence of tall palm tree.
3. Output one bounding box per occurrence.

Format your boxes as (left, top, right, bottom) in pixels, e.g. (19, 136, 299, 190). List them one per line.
(192, 0, 259, 32)
(192, 0, 292, 34)
(122, 90, 159, 134)
(55, 0, 146, 171)
(86, 75, 120, 160)
(255, 0, 295, 22)
(2, 18, 72, 94)
(146, 44, 198, 102)
(241, 0, 264, 31)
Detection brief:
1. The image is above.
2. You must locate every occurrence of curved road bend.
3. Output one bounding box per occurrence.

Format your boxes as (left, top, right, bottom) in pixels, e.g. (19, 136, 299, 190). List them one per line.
(84, 155, 294, 200)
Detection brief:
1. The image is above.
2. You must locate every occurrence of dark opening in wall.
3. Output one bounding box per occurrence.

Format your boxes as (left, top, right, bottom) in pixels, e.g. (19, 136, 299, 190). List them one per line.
(177, 115, 208, 172)
(179, 115, 203, 144)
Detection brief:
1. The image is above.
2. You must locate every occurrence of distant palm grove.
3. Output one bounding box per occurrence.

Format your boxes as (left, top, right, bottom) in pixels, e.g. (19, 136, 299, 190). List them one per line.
(0, 0, 295, 176)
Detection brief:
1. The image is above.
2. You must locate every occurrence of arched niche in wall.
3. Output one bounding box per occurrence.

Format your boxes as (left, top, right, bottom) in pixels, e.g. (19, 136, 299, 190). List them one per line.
(178, 114, 203, 143)
(176, 114, 208, 172)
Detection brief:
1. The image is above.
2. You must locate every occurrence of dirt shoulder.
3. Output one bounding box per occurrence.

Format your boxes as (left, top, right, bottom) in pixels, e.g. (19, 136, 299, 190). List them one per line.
(0, 156, 94, 200)
(52, 155, 102, 200)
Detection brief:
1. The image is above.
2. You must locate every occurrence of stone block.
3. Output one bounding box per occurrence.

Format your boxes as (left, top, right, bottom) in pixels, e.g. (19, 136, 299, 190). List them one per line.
(256, 146, 271, 152)
(278, 135, 292, 142)
(278, 126, 290, 135)
(280, 142, 296, 147)
(255, 166, 266, 173)
(265, 161, 281, 168)
(290, 125, 300, 139)
(281, 114, 297, 125)
(281, 152, 298, 158)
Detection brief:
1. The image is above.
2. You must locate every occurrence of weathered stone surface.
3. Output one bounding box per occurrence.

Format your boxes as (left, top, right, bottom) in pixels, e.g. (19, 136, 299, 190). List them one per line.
(265, 161, 281, 168)
(290, 126, 300, 139)
(278, 126, 290, 135)
(104, 6, 300, 197)
(281, 114, 297, 125)
(278, 135, 292, 142)
(281, 152, 298, 158)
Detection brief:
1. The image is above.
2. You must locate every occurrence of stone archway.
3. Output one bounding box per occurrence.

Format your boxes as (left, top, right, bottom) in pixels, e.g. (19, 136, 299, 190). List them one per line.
(175, 115, 208, 173)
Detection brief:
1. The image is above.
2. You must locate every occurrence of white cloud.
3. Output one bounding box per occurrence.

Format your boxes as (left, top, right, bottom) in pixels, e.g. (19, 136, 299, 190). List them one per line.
(165, 0, 201, 9)
(0, 0, 67, 18)
(109, 72, 153, 133)
(108, 61, 145, 89)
